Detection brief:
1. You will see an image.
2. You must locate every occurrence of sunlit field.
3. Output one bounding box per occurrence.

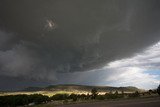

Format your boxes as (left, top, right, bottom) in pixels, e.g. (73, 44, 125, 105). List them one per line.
(0, 90, 88, 97)
(0, 90, 135, 97)
(0, 83, 159, 107)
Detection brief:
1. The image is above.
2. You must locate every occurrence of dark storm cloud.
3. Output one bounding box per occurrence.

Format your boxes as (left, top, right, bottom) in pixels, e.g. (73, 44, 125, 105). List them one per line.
(0, 75, 50, 91)
(0, 0, 160, 83)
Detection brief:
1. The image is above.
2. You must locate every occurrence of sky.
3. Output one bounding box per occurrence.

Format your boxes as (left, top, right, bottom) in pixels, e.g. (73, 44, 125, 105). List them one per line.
(0, 0, 160, 91)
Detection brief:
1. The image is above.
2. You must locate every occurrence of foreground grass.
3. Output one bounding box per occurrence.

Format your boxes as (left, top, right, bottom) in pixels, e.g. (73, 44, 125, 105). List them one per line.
(32, 94, 159, 107)
(1, 90, 156, 107)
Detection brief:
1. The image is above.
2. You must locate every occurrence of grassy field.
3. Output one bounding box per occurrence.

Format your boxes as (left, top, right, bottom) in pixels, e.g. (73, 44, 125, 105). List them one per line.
(31, 94, 160, 107)
(0, 85, 146, 107)
(0, 84, 140, 97)
(0, 89, 158, 107)
(0, 90, 134, 97)
(0, 90, 81, 97)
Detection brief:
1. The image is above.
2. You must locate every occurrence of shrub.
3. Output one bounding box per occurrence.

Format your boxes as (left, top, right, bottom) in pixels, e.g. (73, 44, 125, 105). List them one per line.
(91, 88, 98, 99)
(69, 93, 77, 101)
(115, 91, 118, 95)
(50, 94, 69, 101)
(128, 91, 140, 98)
(77, 94, 87, 100)
(105, 91, 124, 99)
(96, 95, 105, 100)
(63, 99, 68, 104)
(0, 94, 49, 106)
(157, 85, 160, 95)
(29, 94, 49, 104)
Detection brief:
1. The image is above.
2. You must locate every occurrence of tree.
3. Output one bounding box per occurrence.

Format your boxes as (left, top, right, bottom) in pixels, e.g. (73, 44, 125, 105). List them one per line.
(134, 91, 140, 97)
(115, 91, 118, 95)
(91, 88, 98, 99)
(149, 89, 153, 95)
(157, 85, 160, 95)
(121, 90, 124, 95)
(69, 93, 77, 101)
(129, 91, 140, 97)
(50, 94, 69, 101)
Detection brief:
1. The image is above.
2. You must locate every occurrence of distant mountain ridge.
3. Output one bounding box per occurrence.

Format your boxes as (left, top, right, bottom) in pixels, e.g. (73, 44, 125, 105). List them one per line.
(22, 84, 142, 92)
(22, 87, 44, 92)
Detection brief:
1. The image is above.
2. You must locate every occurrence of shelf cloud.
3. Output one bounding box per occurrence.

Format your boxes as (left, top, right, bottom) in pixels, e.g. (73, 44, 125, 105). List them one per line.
(0, 0, 160, 90)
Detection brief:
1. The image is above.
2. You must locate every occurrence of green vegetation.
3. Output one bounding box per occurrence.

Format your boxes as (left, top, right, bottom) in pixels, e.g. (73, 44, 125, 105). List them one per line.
(0, 85, 142, 97)
(0, 88, 159, 107)
(0, 85, 159, 107)
(91, 88, 98, 99)
(157, 85, 160, 95)
(69, 93, 78, 101)
(0, 94, 49, 107)
(50, 94, 69, 101)
(104, 91, 123, 99)
(128, 91, 140, 98)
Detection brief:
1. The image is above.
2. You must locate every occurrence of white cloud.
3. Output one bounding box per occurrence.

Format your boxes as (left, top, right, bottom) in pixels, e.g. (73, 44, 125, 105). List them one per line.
(102, 41, 160, 89)
(54, 41, 160, 89)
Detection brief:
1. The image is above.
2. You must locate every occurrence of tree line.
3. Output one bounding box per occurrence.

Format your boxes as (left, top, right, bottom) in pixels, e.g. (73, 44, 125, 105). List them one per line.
(0, 85, 160, 106)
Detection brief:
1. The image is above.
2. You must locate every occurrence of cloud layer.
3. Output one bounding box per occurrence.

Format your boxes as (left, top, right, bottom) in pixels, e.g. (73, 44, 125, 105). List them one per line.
(105, 41, 160, 89)
(0, 0, 160, 90)
(55, 41, 160, 89)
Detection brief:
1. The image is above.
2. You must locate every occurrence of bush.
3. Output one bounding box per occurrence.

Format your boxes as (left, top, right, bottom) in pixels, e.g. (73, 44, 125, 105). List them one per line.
(69, 93, 77, 101)
(115, 91, 118, 95)
(91, 88, 98, 99)
(157, 85, 160, 95)
(29, 94, 49, 104)
(63, 99, 68, 104)
(96, 95, 105, 100)
(50, 94, 69, 101)
(105, 91, 124, 99)
(105, 93, 118, 99)
(0, 94, 49, 106)
(128, 91, 140, 98)
(77, 94, 87, 100)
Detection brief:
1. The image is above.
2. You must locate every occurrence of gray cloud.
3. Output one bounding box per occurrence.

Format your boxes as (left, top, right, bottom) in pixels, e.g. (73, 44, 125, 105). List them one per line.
(0, 0, 160, 89)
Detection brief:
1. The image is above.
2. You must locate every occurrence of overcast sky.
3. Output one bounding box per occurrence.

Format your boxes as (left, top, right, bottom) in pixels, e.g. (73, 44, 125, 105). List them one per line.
(0, 0, 160, 91)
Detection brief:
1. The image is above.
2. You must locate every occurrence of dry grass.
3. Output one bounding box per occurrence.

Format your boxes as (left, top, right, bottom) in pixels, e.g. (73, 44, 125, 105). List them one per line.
(0, 90, 90, 97)
(0, 90, 135, 97)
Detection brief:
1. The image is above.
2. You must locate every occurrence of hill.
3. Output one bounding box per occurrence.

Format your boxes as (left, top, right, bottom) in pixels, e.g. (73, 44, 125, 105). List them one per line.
(23, 84, 142, 92)
(22, 87, 44, 92)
